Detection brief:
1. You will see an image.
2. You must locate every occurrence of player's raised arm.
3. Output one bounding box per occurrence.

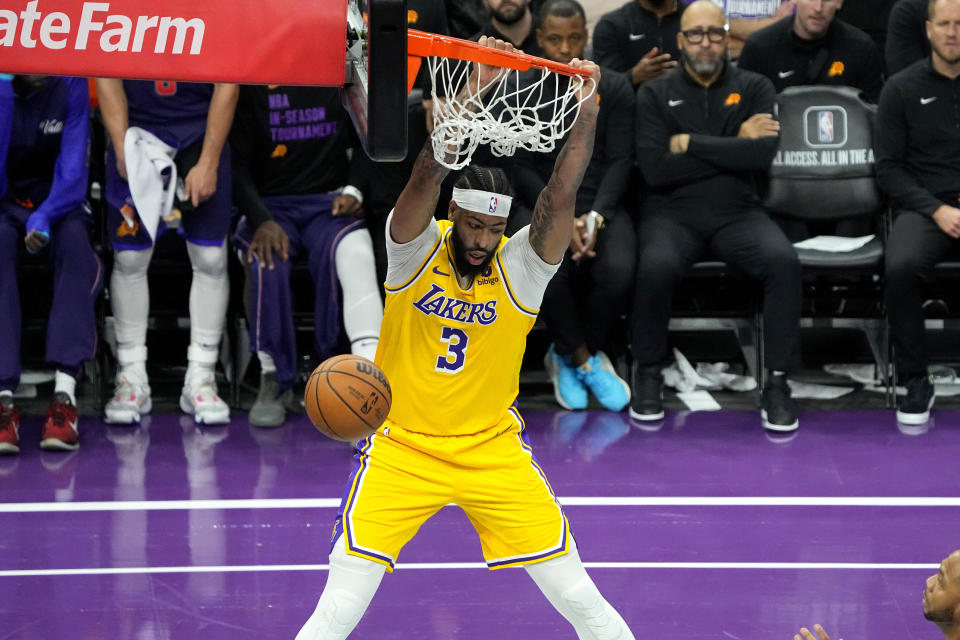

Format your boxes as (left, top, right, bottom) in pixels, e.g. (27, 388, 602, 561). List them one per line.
(528, 60, 600, 265)
(391, 36, 514, 244)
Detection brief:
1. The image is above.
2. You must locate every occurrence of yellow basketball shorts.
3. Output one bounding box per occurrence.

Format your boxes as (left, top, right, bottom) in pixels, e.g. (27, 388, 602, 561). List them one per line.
(329, 407, 572, 572)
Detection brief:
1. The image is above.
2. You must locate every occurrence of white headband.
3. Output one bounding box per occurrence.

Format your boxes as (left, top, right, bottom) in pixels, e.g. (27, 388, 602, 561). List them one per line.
(452, 188, 512, 219)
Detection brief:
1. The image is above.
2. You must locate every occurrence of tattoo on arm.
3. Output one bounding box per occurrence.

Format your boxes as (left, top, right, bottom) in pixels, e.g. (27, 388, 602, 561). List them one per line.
(528, 188, 556, 256)
(413, 143, 449, 187)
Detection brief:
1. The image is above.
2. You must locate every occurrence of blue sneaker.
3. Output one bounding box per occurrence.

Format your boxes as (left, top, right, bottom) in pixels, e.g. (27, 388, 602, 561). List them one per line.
(578, 351, 631, 412)
(544, 345, 588, 410)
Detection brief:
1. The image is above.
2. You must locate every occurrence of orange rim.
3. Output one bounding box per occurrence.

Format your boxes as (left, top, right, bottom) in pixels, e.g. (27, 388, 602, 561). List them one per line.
(407, 29, 591, 78)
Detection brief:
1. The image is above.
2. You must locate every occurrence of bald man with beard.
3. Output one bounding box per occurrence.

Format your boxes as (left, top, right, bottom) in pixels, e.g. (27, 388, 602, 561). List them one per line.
(630, 0, 802, 431)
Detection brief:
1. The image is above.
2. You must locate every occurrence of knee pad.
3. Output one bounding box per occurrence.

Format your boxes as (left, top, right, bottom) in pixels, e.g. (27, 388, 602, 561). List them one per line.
(334, 228, 375, 266)
(114, 247, 153, 275)
(302, 588, 368, 639)
(187, 241, 227, 277)
(561, 578, 627, 640)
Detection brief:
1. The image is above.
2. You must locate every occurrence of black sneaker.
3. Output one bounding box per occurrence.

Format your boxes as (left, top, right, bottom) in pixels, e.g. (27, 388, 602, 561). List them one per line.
(761, 373, 798, 432)
(896, 375, 934, 425)
(629, 365, 664, 422)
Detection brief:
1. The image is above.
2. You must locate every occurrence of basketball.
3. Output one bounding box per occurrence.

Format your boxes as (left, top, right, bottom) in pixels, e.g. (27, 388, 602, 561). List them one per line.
(304, 354, 392, 441)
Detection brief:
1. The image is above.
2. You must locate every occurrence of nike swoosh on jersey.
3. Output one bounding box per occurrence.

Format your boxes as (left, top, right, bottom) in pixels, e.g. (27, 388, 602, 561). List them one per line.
(921, 96, 937, 105)
(668, 99, 684, 107)
(629, 33, 646, 41)
(432, 266, 450, 277)
(777, 70, 795, 79)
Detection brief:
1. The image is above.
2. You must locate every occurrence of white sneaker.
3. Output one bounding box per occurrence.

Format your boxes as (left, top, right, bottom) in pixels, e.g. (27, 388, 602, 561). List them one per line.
(105, 377, 152, 424)
(180, 372, 230, 424)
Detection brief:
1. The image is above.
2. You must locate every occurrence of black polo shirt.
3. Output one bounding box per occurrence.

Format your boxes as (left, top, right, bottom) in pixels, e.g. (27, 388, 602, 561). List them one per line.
(885, 0, 931, 76)
(876, 59, 960, 216)
(636, 61, 779, 214)
(593, 0, 689, 86)
(738, 16, 884, 103)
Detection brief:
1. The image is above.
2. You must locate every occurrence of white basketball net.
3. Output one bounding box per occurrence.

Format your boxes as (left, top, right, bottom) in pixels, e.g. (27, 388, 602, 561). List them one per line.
(426, 56, 595, 170)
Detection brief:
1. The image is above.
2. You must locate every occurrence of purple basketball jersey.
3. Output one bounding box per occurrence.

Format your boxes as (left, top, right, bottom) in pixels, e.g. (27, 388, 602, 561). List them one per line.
(123, 80, 213, 149)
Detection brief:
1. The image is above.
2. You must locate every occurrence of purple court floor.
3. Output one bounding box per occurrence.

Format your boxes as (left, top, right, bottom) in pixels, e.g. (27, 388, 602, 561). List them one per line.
(1, 408, 956, 639)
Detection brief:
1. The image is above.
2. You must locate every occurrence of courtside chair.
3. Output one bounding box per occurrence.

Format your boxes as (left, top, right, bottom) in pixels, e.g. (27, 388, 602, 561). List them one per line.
(764, 85, 891, 404)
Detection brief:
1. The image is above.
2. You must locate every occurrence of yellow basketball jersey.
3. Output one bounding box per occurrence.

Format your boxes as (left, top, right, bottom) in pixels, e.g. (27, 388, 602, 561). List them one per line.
(376, 220, 538, 436)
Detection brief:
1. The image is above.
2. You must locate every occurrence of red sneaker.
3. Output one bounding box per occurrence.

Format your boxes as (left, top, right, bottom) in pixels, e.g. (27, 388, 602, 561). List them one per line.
(40, 393, 79, 451)
(0, 397, 19, 455)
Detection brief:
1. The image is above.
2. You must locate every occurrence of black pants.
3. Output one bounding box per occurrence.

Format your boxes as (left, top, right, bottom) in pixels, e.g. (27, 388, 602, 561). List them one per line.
(885, 210, 960, 378)
(631, 208, 802, 371)
(541, 211, 636, 357)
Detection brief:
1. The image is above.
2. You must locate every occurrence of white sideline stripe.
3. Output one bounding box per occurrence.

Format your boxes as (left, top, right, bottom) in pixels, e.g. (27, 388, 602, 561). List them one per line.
(2, 496, 960, 513)
(0, 561, 939, 578)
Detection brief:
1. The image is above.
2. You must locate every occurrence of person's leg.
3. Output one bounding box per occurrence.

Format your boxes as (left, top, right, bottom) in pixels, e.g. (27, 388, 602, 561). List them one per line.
(630, 214, 705, 420)
(42, 210, 104, 450)
(178, 145, 234, 423)
(709, 210, 802, 431)
(181, 239, 230, 423)
(332, 228, 382, 361)
(233, 203, 302, 427)
(300, 203, 381, 361)
(540, 256, 590, 410)
(525, 539, 635, 640)
(298, 425, 450, 637)
(576, 211, 636, 412)
(460, 416, 634, 639)
(104, 143, 156, 423)
(583, 211, 636, 356)
(884, 210, 956, 422)
(0, 209, 23, 397)
(46, 211, 103, 394)
(0, 208, 22, 454)
(294, 536, 386, 640)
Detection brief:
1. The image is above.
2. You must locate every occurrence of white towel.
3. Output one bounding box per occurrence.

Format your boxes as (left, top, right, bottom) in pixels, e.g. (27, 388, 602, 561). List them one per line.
(123, 126, 177, 243)
(792, 234, 875, 252)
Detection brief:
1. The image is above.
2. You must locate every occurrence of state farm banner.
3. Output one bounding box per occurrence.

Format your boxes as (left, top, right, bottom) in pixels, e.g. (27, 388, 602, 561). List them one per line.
(0, 0, 347, 86)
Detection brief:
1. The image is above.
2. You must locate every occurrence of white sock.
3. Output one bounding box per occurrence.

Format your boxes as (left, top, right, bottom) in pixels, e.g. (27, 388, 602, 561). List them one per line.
(55, 371, 77, 405)
(258, 350, 277, 374)
(334, 229, 382, 361)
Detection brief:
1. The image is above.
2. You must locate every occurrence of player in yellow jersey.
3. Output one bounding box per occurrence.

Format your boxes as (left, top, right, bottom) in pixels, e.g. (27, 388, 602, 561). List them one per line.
(296, 37, 635, 640)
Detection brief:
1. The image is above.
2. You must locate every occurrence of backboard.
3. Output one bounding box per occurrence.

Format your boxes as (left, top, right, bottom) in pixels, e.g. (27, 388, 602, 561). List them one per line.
(343, 0, 409, 162)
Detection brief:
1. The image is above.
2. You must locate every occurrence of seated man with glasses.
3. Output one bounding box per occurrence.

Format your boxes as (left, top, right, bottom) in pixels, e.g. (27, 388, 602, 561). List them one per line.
(630, 0, 802, 432)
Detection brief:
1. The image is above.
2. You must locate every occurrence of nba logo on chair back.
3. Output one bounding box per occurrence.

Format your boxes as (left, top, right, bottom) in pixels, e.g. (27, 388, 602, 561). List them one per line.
(802, 106, 847, 149)
(818, 111, 833, 143)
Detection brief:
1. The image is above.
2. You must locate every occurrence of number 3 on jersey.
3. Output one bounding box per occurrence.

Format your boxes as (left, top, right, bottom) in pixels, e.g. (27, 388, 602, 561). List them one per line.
(436, 327, 468, 373)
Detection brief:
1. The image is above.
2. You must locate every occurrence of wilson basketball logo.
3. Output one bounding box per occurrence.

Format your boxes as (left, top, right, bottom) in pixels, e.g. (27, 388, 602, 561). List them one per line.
(355, 360, 390, 394)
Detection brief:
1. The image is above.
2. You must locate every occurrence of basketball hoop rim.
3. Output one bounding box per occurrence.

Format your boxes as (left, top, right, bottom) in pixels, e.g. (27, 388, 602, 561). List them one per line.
(407, 29, 592, 78)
